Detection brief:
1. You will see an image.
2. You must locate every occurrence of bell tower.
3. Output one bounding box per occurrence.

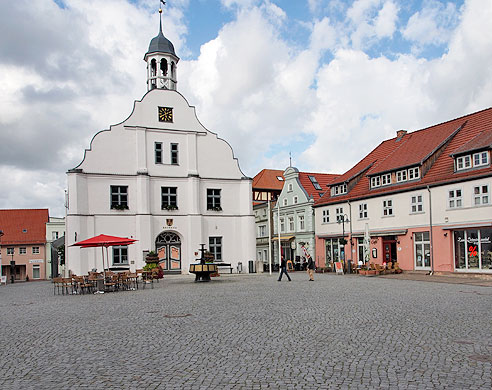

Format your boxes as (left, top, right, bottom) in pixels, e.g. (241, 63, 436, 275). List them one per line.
(144, 6, 179, 91)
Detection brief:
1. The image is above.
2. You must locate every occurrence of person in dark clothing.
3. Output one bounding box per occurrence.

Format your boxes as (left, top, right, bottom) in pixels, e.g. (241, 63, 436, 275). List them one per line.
(277, 256, 291, 281)
(307, 255, 315, 281)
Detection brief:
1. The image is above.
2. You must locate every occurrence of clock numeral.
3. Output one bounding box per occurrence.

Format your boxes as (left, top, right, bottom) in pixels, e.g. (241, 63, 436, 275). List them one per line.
(158, 106, 173, 122)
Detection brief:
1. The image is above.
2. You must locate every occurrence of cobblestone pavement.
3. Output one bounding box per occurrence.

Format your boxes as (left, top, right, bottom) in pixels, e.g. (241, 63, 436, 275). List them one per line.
(0, 273, 491, 389)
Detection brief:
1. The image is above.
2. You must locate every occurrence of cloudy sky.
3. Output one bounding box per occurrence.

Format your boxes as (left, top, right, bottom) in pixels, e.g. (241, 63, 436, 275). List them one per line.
(1, 0, 491, 217)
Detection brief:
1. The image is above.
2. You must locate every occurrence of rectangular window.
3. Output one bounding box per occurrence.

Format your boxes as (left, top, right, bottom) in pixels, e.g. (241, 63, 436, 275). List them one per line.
(207, 189, 221, 210)
(457, 155, 471, 170)
(32, 265, 40, 279)
(52, 231, 59, 240)
(209, 237, 222, 262)
(7, 247, 14, 255)
(473, 185, 489, 205)
(258, 225, 266, 237)
(383, 199, 393, 216)
(32, 247, 40, 254)
(359, 203, 367, 219)
(280, 217, 285, 233)
(110, 186, 128, 209)
(112, 246, 128, 265)
(161, 187, 178, 209)
(155, 142, 163, 164)
(472, 151, 488, 167)
(19, 247, 26, 255)
(448, 189, 462, 208)
(408, 167, 420, 180)
(371, 176, 380, 188)
(170, 143, 179, 165)
(336, 207, 344, 222)
(396, 170, 407, 182)
(411, 194, 423, 213)
(322, 209, 329, 223)
(381, 173, 391, 186)
(298, 215, 305, 231)
(288, 216, 295, 232)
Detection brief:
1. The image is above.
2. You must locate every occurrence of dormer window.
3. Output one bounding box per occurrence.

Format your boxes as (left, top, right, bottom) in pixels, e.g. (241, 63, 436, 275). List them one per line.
(473, 151, 489, 167)
(408, 167, 420, 180)
(381, 173, 391, 186)
(456, 151, 489, 171)
(371, 176, 381, 188)
(331, 183, 347, 196)
(396, 170, 407, 182)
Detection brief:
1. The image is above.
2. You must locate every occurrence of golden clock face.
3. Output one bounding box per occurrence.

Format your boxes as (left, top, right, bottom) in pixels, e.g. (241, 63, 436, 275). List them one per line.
(158, 106, 173, 122)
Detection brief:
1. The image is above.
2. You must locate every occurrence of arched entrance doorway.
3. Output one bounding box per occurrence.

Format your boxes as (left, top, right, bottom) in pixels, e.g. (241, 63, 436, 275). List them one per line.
(156, 231, 181, 273)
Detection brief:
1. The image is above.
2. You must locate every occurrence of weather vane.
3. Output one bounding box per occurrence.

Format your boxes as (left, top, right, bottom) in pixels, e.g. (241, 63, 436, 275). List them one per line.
(159, 0, 166, 14)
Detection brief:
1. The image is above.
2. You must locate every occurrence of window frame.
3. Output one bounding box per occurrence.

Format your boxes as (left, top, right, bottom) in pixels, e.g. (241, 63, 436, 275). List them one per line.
(161, 186, 178, 209)
(155, 142, 163, 164)
(448, 188, 463, 209)
(298, 214, 305, 231)
(32, 265, 41, 279)
(322, 209, 329, 223)
(288, 216, 295, 232)
(112, 245, 129, 265)
(209, 237, 222, 262)
(410, 194, 423, 214)
(32, 247, 40, 254)
(110, 185, 129, 209)
(335, 207, 344, 223)
(358, 203, 368, 219)
(170, 143, 179, 165)
(382, 199, 393, 216)
(473, 184, 489, 206)
(19, 247, 27, 255)
(7, 247, 14, 255)
(207, 188, 222, 210)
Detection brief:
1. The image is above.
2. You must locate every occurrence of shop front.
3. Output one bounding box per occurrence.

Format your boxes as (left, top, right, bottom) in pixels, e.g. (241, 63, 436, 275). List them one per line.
(453, 228, 492, 272)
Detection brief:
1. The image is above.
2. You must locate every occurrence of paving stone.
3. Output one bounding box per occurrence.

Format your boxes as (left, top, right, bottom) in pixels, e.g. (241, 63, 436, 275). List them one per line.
(0, 273, 490, 389)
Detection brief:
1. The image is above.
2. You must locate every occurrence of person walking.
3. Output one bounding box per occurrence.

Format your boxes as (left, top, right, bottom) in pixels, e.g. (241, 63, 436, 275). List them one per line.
(278, 256, 291, 282)
(307, 255, 315, 281)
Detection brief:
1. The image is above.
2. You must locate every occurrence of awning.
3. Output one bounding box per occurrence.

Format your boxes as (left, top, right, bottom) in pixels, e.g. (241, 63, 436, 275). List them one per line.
(271, 236, 295, 241)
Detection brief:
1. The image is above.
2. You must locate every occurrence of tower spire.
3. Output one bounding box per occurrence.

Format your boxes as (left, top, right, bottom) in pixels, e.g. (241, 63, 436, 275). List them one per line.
(159, 1, 164, 34)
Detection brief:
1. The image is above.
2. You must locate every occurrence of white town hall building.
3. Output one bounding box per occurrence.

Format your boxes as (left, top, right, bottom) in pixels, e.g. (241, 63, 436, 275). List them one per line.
(66, 13, 255, 275)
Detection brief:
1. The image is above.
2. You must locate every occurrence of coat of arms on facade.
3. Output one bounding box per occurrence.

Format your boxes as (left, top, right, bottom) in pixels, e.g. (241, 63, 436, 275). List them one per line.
(166, 219, 173, 227)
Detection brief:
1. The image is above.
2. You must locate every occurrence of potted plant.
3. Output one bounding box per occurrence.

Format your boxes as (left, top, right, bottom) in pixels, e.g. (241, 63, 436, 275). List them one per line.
(162, 204, 178, 211)
(143, 262, 163, 279)
(145, 251, 159, 263)
(111, 204, 129, 210)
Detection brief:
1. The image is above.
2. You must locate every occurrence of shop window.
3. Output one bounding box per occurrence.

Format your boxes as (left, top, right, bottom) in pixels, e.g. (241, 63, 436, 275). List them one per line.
(454, 228, 492, 270)
(32, 265, 40, 279)
(473, 185, 489, 206)
(448, 189, 462, 208)
(414, 232, 430, 268)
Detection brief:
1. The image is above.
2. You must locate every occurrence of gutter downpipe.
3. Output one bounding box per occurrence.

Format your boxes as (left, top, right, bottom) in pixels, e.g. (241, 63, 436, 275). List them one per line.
(427, 185, 434, 275)
(268, 200, 272, 275)
(277, 201, 281, 276)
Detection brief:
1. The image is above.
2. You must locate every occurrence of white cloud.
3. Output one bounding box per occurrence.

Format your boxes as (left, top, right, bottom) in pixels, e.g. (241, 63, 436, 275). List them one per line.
(403, 0, 459, 48)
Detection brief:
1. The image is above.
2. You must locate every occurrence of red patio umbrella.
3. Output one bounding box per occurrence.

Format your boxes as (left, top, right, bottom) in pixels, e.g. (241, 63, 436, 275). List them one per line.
(72, 234, 138, 279)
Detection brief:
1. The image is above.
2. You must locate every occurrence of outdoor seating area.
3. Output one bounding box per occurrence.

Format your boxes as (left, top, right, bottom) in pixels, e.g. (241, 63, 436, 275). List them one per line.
(52, 269, 157, 295)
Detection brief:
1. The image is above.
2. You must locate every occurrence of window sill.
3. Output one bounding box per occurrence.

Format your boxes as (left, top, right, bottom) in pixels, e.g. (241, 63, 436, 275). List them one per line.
(381, 214, 395, 218)
(409, 211, 425, 215)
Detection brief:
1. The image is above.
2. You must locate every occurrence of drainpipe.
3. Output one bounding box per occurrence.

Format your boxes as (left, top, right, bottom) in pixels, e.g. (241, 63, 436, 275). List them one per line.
(348, 201, 353, 266)
(268, 200, 272, 275)
(427, 186, 434, 275)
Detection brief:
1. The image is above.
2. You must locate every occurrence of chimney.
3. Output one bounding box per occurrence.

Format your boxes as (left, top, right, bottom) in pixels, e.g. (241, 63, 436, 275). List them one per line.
(396, 129, 407, 140)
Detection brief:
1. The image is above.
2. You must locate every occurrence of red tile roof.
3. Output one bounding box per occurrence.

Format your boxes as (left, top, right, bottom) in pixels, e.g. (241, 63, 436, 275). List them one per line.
(252, 169, 285, 190)
(0, 209, 49, 245)
(451, 130, 492, 156)
(315, 107, 492, 206)
(298, 172, 340, 202)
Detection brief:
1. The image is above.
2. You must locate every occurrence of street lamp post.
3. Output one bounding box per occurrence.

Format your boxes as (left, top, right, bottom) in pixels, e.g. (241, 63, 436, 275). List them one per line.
(337, 214, 350, 272)
(0, 230, 3, 280)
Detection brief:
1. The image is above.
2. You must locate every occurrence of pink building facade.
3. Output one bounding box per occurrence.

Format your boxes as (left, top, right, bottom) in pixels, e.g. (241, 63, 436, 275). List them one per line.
(314, 108, 492, 274)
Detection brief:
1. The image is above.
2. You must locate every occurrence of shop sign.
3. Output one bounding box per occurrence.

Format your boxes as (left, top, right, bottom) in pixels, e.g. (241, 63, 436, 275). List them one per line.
(29, 259, 43, 263)
(457, 236, 491, 244)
